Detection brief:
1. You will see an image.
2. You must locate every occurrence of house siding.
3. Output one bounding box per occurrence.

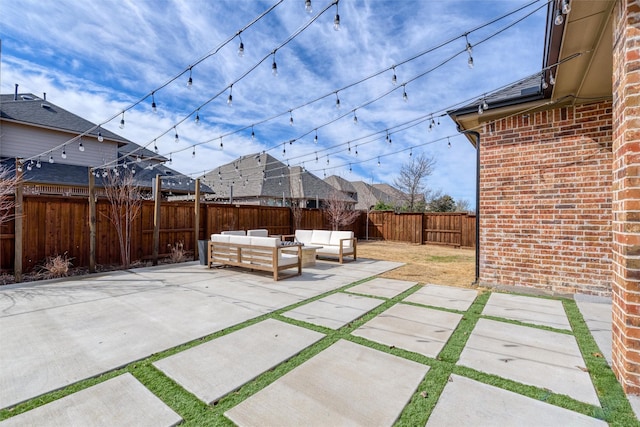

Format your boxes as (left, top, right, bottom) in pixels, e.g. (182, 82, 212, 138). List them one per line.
(0, 121, 117, 167)
(480, 100, 613, 296)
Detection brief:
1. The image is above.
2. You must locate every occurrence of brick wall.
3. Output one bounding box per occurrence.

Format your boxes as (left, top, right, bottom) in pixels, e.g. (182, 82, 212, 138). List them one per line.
(480, 101, 613, 296)
(611, 0, 640, 395)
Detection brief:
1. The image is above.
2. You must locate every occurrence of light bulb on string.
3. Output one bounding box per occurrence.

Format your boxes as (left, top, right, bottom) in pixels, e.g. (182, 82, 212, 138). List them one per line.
(447, 137, 452, 148)
(136, 155, 141, 162)
(323, 169, 326, 178)
(333, 2, 340, 30)
(36, 158, 41, 168)
(402, 85, 408, 102)
(195, 110, 200, 124)
(391, 66, 397, 85)
(187, 67, 193, 88)
(220, 137, 224, 150)
(61, 146, 67, 159)
(542, 72, 549, 89)
(119, 112, 125, 129)
(377, 157, 381, 167)
(314, 130, 318, 144)
(478, 104, 484, 114)
(153, 139, 158, 153)
(251, 126, 255, 140)
(169, 154, 172, 165)
(305, 0, 312, 13)
(349, 163, 352, 173)
(283, 143, 286, 157)
(326, 155, 330, 165)
(409, 148, 412, 157)
(353, 110, 358, 125)
(151, 92, 157, 113)
(238, 34, 244, 57)
(465, 35, 474, 68)
(174, 127, 179, 143)
(49, 154, 54, 164)
(482, 98, 489, 110)
(554, 8, 564, 25)
(562, 0, 571, 14)
(192, 146, 196, 158)
(549, 71, 556, 85)
(97, 130, 103, 142)
(348, 142, 351, 154)
(355, 145, 358, 156)
(289, 110, 294, 126)
(78, 139, 85, 152)
(27, 161, 33, 171)
(272, 52, 278, 76)
(227, 85, 233, 106)
(315, 152, 319, 163)
(335, 92, 340, 109)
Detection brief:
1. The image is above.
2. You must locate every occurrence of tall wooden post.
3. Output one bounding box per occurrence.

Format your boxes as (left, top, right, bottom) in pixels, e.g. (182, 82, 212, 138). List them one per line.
(152, 174, 161, 265)
(14, 159, 23, 282)
(194, 179, 201, 261)
(88, 168, 96, 272)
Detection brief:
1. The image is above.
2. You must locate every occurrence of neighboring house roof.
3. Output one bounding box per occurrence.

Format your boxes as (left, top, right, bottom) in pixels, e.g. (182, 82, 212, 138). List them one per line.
(350, 181, 390, 210)
(202, 153, 353, 203)
(0, 93, 126, 145)
(373, 183, 416, 205)
(324, 175, 356, 194)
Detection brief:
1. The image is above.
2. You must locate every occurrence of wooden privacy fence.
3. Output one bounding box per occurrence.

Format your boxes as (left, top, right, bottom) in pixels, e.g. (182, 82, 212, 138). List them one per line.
(0, 195, 474, 273)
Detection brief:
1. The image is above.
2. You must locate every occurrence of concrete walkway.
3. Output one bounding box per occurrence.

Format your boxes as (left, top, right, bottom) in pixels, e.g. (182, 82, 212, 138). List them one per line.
(0, 262, 633, 426)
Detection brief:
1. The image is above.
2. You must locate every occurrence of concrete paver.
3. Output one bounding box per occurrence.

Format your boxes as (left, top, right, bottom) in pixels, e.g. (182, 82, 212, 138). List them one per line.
(154, 319, 324, 404)
(426, 374, 607, 426)
(458, 318, 600, 406)
(347, 277, 417, 298)
(225, 339, 428, 427)
(404, 283, 478, 311)
(0, 373, 181, 427)
(352, 303, 462, 358)
(575, 293, 612, 365)
(482, 293, 571, 330)
(282, 292, 384, 329)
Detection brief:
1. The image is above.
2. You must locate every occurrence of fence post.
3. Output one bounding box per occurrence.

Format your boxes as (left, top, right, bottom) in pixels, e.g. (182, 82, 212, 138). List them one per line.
(14, 158, 23, 282)
(88, 168, 96, 272)
(152, 174, 161, 266)
(194, 179, 201, 261)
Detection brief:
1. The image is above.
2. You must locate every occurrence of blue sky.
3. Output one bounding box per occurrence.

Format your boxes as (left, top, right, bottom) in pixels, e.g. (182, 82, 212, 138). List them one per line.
(0, 0, 549, 205)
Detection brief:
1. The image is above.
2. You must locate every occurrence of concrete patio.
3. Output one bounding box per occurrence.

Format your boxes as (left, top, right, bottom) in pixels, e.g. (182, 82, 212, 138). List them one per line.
(0, 260, 635, 426)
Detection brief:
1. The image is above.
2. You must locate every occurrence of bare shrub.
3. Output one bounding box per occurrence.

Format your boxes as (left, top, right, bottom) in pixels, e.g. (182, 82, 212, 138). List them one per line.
(324, 189, 360, 231)
(168, 241, 186, 263)
(40, 253, 73, 279)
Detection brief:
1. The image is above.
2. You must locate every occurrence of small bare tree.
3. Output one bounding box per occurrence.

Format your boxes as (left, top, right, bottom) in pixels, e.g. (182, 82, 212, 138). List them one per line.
(394, 153, 436, 212)
(324, 189, 360, 231)
(102, 169, 143, 268)
(0, 163, 20, 226)
(290, 200, 303, 231)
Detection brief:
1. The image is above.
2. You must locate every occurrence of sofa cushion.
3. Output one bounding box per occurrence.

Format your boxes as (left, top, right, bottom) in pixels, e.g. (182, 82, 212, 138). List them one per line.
(294, 229, 313, 244)
(311, 230, 332, 245)
(330, 231, 354, 247)
(229, 235, 251, 245)
(221, 230, 246, 235)
(278, 253, 299, 266)
(247, 229, 268, 237)
(211, 234, 230, 242)
(251, 236, 279, 247)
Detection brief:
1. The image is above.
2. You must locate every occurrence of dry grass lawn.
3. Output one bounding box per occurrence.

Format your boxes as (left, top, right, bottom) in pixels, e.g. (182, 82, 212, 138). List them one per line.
(357, 240, 475, 287)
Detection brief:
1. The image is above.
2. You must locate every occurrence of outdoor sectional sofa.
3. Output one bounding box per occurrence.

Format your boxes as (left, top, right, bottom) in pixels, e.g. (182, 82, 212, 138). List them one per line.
(208, 234, 302, 281)
(285, 229, 357, 264)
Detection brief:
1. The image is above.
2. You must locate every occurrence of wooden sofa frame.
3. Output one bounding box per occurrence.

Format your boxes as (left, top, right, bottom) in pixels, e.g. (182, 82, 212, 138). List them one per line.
(208, 240, 302, 281)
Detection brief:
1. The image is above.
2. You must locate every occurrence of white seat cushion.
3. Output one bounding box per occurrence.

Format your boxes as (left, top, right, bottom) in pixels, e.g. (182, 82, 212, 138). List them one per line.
(247, 229, 269, 237)
(330, 231, 354, 247)
(294, 229, 313, 244)
(229, 235, 251, 245)
(211, 234, 230, 243)
(251, 236, 279, 247)
(278, 253, 299, 266)
(221, 230, 246, 235)
(311, 230, 332, 245)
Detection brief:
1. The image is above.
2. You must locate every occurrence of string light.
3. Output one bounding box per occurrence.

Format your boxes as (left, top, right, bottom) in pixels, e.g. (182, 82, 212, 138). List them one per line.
(355, 145, 358, 156)
(335, 92, 340, 109)
(465, 34, 474, 68)
(153, 139, 158, 153)
(187, 67, 193, 88)
(549, 71, 556, 85)
(49, 154, 54, 164)
(289, 110, 294, 126)
(554, 8, 564, 25)
(541, 72, 549, 89)
(402, 85, 408, 102)
(283, 143, 286, 156)
(305, 0, 312, 13)
(272, 52, 278, 76)
(119, 112, 125, 129)
(326, 155, 329, 165)
(391, 66, 397, 85)
(348, 142, 351, 153)
(192, 146, 196, 158)
(409, 148, 412, 157)
(220, 137, 224, 150)
(27, 161, 33, 171)
(349, 163, 352, 173)
(353, 110, 358, 125)
(228, 85, 233, 106)
(174, 127, 179, 143)
(78, 139, 85, 152)
(36, 158, 41, 168)
(333, 2, 340, 31)
(97, 130, 103, 142)
(151, 92, 157, 113)
(238, 34, 244, 57)
(314, 130, 318, 144)
(377, 157, 380, 167)
(447, 137, 452, 148)
(61, 146, 67, 159)
(561, 0, 571, 14)
(251, 126, 255, 139)
(195, 110, 200, 124)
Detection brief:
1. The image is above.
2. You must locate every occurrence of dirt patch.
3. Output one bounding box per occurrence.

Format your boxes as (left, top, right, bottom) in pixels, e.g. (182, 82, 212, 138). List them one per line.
(357, 240, 476, 287)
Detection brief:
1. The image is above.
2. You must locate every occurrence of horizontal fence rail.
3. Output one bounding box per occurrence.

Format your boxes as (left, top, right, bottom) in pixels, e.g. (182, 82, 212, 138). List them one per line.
(0, 195, 475, 273)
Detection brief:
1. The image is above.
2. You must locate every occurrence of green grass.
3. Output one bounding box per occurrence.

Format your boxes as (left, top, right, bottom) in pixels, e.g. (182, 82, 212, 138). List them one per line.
(1, 279, 638, 426)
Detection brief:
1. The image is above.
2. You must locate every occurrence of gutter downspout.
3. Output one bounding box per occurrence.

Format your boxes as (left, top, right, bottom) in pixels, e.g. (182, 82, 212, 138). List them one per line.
(461, 129, 480, 286)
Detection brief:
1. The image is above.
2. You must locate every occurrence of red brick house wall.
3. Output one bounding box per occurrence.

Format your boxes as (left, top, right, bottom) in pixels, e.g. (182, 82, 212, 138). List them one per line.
(480, 101, 613, 296)
(611, 0, 640, 395)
